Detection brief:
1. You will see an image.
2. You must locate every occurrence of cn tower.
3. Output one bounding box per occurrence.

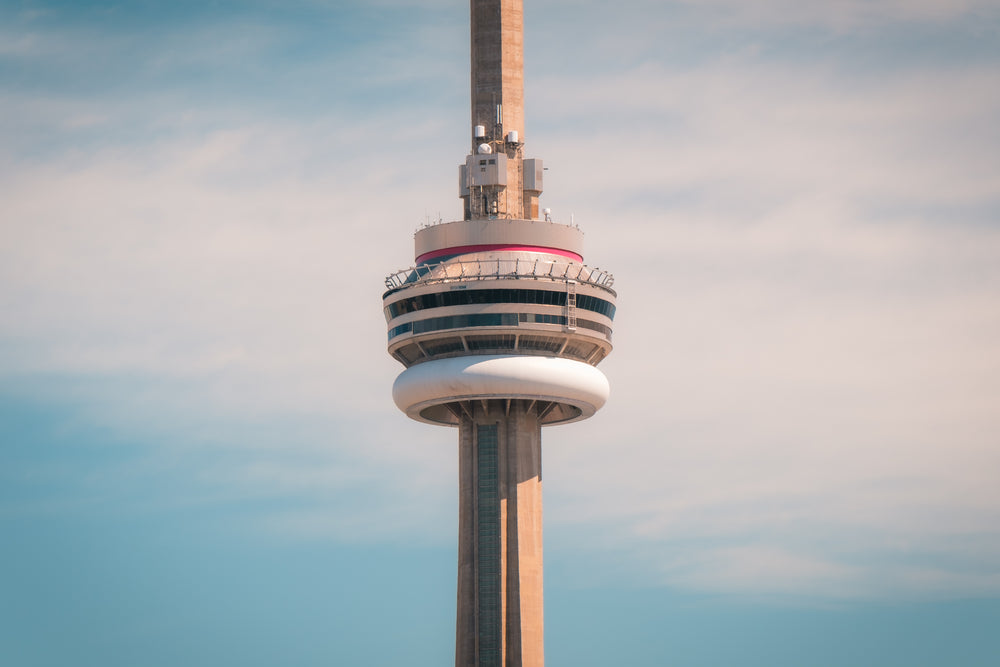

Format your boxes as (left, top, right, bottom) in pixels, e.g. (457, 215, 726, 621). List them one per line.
(382, 1, 616, 665)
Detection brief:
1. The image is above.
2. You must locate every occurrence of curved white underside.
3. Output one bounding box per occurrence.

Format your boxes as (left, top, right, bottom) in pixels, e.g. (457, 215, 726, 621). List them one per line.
(393, 355, 610, 426)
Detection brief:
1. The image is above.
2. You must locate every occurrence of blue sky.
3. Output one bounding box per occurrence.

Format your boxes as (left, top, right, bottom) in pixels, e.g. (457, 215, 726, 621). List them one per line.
(2, 0, 1000, 665)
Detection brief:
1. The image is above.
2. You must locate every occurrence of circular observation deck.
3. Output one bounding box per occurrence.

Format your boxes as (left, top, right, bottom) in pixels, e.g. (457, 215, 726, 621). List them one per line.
(383, 219, 616, 426)
(383, 249, 616, 368)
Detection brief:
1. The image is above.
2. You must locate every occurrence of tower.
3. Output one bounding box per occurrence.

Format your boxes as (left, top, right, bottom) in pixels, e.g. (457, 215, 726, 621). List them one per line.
(382, 2, 616, 665)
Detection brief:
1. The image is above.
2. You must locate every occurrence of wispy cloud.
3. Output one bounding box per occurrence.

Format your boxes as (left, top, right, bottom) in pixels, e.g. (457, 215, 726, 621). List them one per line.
(519, 16, 1000, 599)
(540, 0, 1000, 29)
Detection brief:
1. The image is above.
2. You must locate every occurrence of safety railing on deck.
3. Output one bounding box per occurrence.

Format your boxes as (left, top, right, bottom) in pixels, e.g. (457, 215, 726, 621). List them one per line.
(384, 258, 615, 292)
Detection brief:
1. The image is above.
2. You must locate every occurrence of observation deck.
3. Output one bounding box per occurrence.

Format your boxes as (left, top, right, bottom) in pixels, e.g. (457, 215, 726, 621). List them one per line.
(383, 219, 616, 426)
(383, 252, 616, 369)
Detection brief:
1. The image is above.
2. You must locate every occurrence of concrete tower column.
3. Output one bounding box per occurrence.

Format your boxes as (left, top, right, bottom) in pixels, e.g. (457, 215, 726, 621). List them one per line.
(471, 0, 524, 146)
(456, 399, 543, 667)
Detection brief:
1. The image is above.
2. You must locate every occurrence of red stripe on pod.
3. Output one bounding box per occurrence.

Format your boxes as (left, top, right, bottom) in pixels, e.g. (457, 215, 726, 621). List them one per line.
(416, 244, 583, 265)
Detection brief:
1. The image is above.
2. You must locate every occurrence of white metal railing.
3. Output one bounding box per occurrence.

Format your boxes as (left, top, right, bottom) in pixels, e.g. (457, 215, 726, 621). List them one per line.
(384, 258, 615, 292)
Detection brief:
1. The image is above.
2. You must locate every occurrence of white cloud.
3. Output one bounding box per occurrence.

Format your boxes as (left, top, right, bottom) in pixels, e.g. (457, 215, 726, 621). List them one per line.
(529, 61, 1000, 217)
(525, 48, 1000, 599)
(688, 0, 995, 27)
(667, 546, 864, 597)
(540, 0, 999, 29)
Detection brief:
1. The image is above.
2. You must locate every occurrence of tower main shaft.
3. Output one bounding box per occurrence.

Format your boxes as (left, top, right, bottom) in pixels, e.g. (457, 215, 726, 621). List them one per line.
(456, 400, 543, 666)
(383, 2, 616, 666)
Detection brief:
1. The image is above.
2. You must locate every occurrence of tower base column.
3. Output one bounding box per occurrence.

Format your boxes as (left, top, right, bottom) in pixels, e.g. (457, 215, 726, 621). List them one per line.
(455, 399, 544, 667)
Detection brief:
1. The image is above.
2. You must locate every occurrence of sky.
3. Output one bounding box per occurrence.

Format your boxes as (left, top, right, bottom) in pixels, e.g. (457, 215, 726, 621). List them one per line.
(2, 0, 999, 665)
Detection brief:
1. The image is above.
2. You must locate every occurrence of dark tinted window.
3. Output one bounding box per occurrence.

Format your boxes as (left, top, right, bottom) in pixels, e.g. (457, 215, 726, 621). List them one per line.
(389, 312, 611, 340)
(386, 288, 615, 320)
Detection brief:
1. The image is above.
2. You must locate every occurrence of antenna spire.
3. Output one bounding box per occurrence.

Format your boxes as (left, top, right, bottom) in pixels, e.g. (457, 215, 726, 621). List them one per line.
(463, 0, 542, 221)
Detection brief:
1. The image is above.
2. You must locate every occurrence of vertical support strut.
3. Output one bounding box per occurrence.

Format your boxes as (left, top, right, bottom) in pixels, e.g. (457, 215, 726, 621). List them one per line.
(476, 423, 501, 665)
(566, 280, 577, 332)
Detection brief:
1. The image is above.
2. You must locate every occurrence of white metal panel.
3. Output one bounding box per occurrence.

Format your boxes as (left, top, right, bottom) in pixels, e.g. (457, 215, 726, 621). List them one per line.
(392, 355, 609, 425)
(523, 158, 543, 192)
(466, 153, 508, 186)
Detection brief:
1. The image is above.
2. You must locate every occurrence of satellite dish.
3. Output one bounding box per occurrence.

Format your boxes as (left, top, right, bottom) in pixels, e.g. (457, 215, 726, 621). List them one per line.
(477, 143, 492, 154)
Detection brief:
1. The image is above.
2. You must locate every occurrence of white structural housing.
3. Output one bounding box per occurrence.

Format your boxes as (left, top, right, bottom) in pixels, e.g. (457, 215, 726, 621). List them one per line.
(393, 355, 610, 425)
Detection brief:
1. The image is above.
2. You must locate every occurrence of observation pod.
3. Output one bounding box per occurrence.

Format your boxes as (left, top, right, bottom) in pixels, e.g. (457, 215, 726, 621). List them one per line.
(381, 1, 616, 665)
(384, 218, 617, 427)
